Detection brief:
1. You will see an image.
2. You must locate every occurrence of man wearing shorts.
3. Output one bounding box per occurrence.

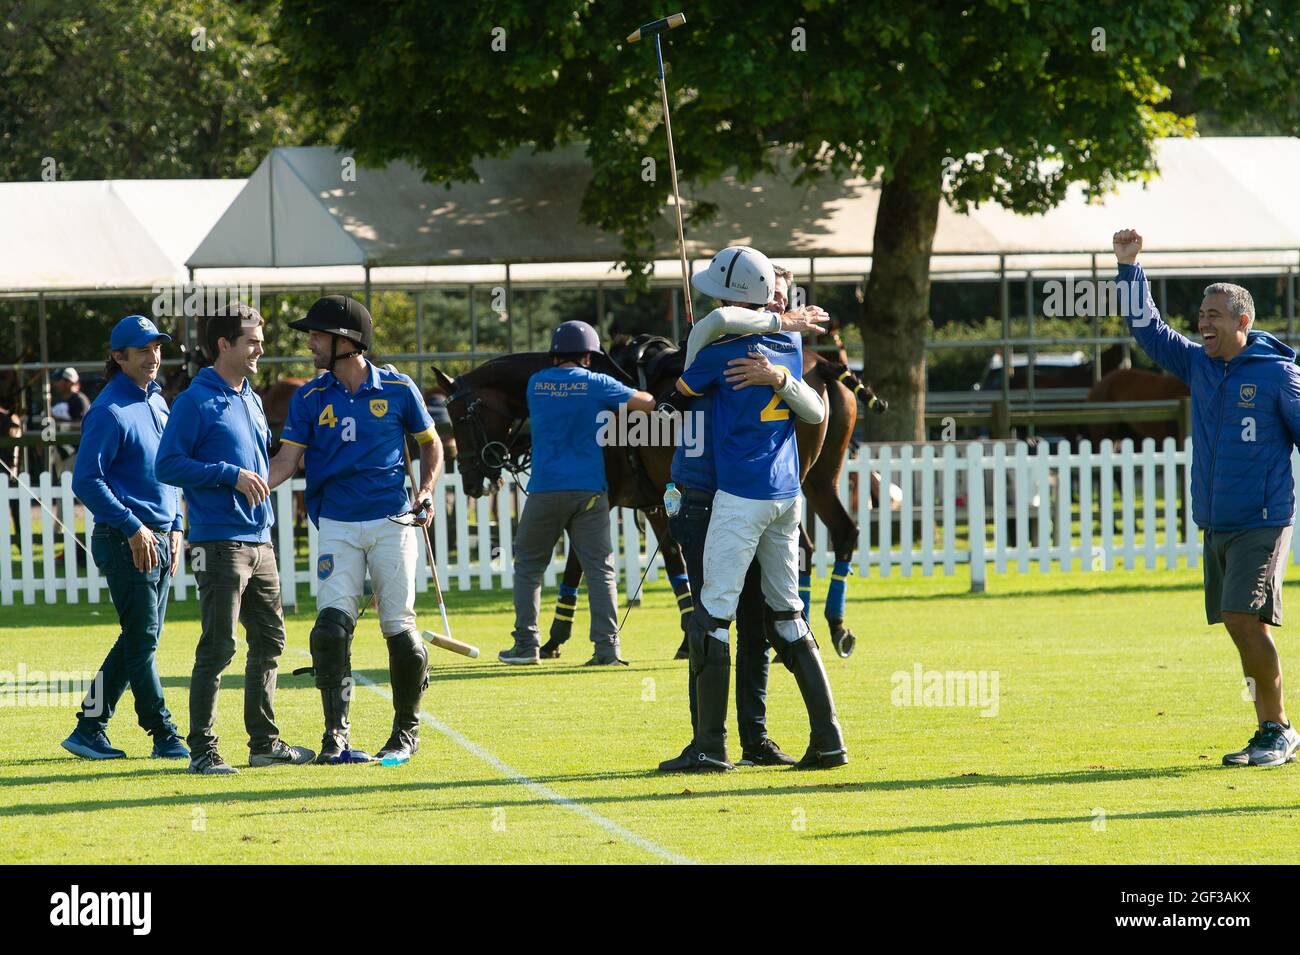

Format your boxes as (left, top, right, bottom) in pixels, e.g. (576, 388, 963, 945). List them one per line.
(1116, 228, 1300, 766)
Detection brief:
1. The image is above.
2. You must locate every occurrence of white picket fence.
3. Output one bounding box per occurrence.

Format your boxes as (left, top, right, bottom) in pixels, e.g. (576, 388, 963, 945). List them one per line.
(4, 437, 1300, 608)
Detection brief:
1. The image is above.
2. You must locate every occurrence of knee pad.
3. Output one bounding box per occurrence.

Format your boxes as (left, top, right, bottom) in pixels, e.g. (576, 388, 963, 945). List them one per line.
(687, 610, 730, 671)
(385, 628, 429, 690)
(767, 609, 813, 670)
(309, 607, 355, 689)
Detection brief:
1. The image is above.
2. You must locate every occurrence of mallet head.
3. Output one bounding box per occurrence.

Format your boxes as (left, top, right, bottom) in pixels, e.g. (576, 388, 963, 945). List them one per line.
(627, 12, 685, 42)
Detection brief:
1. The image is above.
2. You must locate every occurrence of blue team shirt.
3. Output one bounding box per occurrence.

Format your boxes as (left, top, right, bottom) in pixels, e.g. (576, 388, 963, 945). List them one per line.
(72, 372, 182, 535)
(670, 389, 718, 492)
(281, 362, 436, 526)
(678, 332, 803, 500)
(526, 366, 636, 493)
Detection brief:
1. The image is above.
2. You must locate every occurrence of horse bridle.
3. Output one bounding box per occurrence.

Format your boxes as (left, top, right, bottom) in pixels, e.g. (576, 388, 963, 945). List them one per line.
(446, 380, 532, 483)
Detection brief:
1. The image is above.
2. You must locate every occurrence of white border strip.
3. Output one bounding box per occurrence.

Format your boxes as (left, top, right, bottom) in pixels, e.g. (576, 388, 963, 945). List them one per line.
(352, 672, 695, 865)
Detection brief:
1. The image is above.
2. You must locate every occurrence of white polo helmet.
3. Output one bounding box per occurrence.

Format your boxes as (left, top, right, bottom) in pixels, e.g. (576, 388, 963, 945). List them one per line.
(691, 245, 775, 306)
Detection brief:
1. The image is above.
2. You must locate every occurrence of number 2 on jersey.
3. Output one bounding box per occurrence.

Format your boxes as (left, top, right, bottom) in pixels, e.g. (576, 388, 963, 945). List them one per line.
(760, 393, 790, 422)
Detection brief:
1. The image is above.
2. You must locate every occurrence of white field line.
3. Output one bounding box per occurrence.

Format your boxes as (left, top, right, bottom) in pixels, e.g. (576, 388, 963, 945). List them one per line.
(345, 666, 695, 865)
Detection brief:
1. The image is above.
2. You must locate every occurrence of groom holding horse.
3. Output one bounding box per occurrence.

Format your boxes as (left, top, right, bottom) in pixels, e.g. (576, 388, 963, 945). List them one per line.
(497, 321, 656, 666)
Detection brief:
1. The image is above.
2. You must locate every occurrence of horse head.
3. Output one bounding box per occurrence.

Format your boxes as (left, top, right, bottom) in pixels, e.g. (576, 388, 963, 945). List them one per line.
(430, 361, 533, 499)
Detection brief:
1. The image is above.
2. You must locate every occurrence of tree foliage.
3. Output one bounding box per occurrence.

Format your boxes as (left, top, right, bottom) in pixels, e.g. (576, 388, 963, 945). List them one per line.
(274, 2, 1290, 268)
(0, 0, 317, 180)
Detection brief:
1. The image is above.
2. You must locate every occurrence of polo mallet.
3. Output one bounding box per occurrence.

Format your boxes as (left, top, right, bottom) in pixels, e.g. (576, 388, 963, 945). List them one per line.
(628, 12, 693, 325)
(398, 433, 479, 659)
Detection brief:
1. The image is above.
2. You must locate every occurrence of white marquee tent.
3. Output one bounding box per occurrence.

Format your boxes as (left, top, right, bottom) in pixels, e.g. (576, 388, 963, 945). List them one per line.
(3, 137, 1299, 300)
(0, 179, 245, 295)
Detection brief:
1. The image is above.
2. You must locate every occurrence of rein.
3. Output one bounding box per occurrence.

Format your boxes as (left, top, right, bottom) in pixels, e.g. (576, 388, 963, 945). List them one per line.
(447, 380, 532, 489)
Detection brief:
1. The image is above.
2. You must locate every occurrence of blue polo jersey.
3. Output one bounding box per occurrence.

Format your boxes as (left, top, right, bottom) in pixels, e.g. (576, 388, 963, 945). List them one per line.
(526, 366, 636, 493)
(670, 389, 718, 492)
(678, 332, 803, 500)
(281, 362, 436, 526)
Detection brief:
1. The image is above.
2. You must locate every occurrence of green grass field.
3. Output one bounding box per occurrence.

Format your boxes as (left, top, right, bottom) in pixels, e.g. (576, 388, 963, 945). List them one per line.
(3, 565, 1299, 865)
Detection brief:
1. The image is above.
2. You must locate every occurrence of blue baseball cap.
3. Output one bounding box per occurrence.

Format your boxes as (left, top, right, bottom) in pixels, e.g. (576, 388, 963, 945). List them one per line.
(110, 315, 172, 350)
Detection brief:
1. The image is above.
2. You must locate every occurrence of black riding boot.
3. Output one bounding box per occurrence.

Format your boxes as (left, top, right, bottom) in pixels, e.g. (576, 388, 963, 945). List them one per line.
(377, 629, 428, 760)
(769, 611, 847, 770)
(658, 611, 733, 772)
(317, 684, 351, 763)
(310, 608, 355, 764)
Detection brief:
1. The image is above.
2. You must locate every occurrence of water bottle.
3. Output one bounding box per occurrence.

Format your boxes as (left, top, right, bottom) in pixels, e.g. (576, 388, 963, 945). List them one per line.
(663, 482, 681, 517)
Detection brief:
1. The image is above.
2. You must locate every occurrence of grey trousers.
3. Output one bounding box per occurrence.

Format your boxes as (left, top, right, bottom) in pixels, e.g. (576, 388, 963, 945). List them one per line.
(512, 490, 618, 649)
(188, 540, 286, 756)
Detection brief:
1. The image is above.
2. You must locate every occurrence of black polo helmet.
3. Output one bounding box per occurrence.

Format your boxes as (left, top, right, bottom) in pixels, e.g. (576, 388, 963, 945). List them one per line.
(290, 295, 373, 351)
(549, 320, 602, 354)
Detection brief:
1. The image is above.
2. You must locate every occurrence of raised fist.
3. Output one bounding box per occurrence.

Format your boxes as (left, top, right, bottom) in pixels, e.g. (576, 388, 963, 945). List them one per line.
(1113, 229, 1143, 265)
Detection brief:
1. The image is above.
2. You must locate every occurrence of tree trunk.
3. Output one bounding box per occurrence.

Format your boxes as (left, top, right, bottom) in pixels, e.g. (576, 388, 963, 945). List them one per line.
(858, 136, 943, 443)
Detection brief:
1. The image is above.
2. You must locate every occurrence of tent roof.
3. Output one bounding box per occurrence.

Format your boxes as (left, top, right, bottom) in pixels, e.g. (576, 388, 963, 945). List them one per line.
(6, 138, 1299, 296)
(1, 179, 244, 293)
(188, 137, 1300, 277)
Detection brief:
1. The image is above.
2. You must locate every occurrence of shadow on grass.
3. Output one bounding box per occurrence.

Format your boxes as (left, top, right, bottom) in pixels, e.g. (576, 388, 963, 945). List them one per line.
(0, 583, 584, 628)
(363, 763, 1227, 815)
(847, 579, 1203, 604)
(0, 762, 1225, 816)
(0, 763, 200, 788)
(813, 800, 1289, 839)
(124, 657, 682, 692)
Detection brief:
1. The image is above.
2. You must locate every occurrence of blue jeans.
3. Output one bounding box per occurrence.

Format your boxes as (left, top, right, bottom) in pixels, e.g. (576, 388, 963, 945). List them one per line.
(668, 485, 770, 750)
(77, 525, 177, 739)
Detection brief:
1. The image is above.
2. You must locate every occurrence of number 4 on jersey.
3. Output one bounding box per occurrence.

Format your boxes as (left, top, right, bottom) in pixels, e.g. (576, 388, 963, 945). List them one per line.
(318, 404, 338, 428)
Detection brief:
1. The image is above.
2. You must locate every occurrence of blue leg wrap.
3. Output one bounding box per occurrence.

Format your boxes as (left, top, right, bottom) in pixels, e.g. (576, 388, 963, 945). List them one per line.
(825, 561, 851, 621)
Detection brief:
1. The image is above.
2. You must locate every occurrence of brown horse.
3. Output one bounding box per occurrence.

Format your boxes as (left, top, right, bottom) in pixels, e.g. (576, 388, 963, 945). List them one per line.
(258, 377, 310, 428)
(431, 336, 884, 659)
(427, 352, 695, 656)
(1087, 368, 1190, 444)
(608, 334, 882, 657)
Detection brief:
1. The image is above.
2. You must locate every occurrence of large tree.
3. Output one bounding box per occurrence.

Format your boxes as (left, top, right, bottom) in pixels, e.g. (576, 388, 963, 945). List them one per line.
(274, 0, 1299, 438)
(0, 0, 316, 181)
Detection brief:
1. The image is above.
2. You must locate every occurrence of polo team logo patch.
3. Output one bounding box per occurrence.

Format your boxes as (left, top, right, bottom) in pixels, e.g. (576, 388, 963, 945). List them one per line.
(1239, 384, 1257, 403)
(317, 555, 334, 580)
(369, 399, 388, 417)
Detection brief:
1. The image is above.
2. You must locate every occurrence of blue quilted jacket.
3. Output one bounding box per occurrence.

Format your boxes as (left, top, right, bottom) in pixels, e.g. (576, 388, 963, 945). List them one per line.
(1120, 263, 1300, 531)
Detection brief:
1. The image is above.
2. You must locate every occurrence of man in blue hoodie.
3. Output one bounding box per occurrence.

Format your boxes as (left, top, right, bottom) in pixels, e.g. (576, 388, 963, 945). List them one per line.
(62, 316, 188, 761)
(1116, 228, 1300, 767)
(157, 305, 315, 775)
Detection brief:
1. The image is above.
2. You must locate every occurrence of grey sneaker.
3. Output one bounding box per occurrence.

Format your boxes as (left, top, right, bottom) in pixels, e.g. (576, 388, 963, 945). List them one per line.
(498, 642, 540, 665)
(249, 740, 316, 767)
(188, 750, 239, 775)
(583, 645, 629, 667)
(1223, 721, 1300, 767)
